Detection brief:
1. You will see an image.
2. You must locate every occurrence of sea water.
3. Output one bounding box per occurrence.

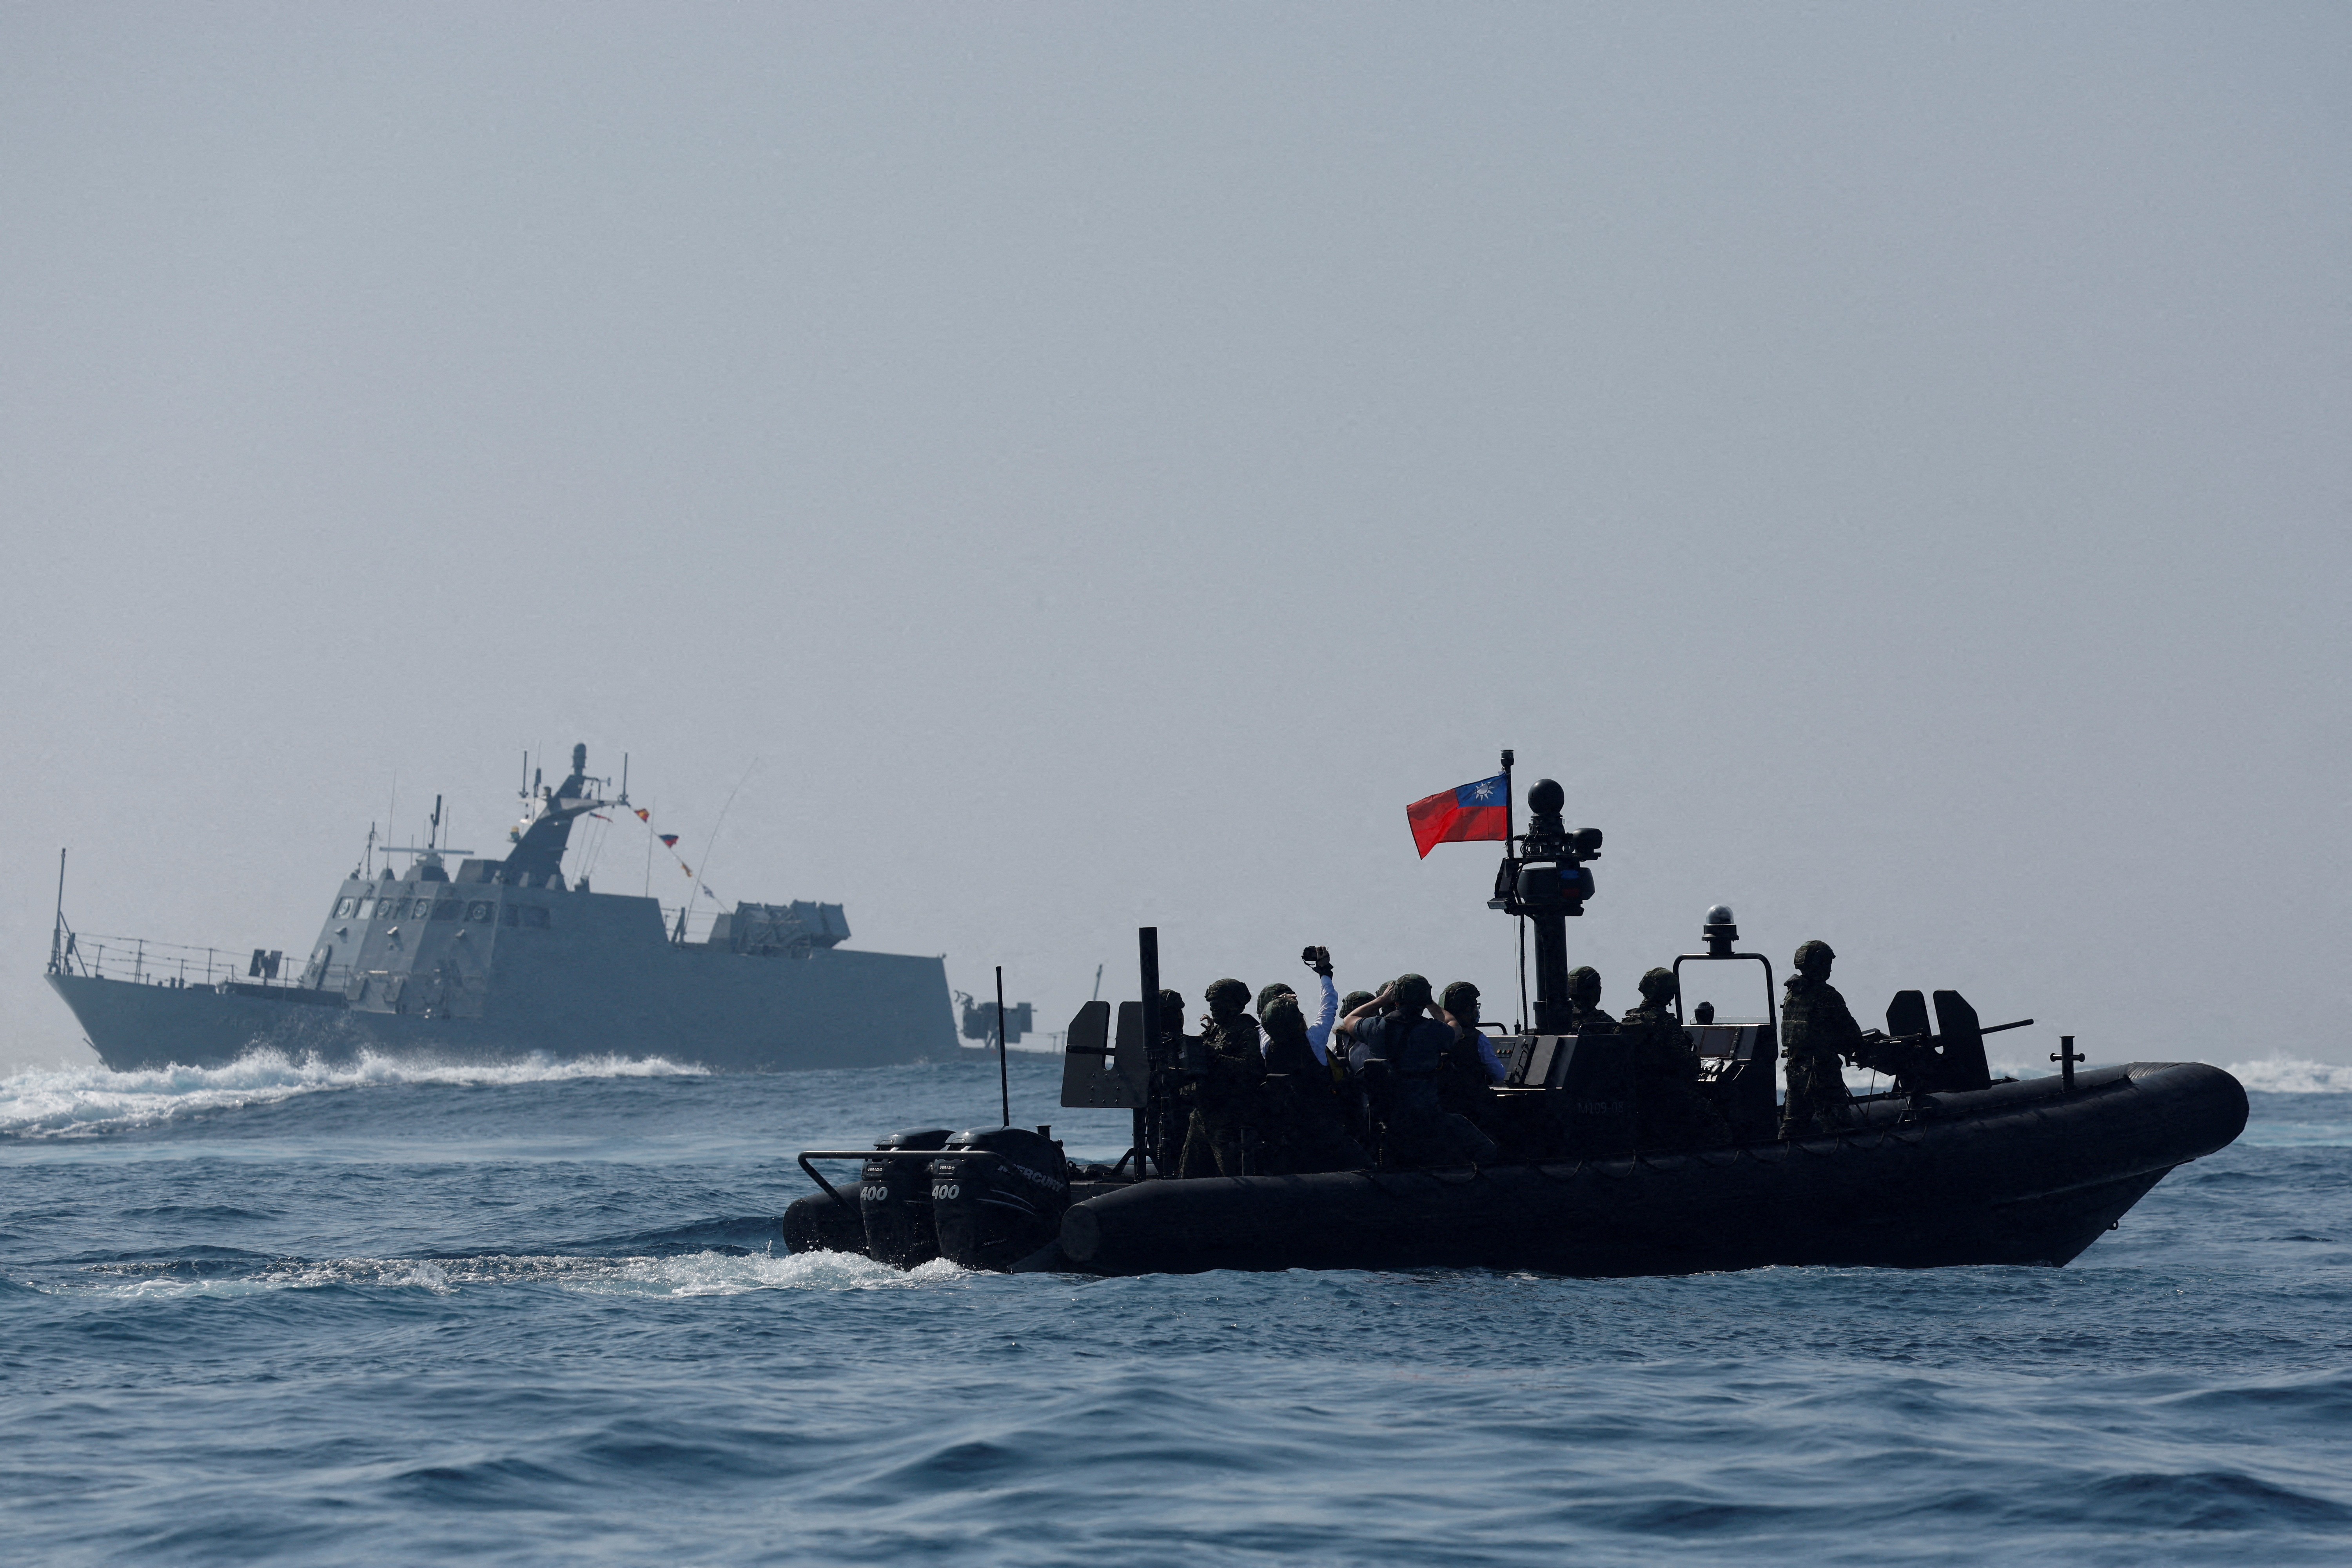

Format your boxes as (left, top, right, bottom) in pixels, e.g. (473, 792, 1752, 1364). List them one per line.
(1, 1050, 2346, 1566)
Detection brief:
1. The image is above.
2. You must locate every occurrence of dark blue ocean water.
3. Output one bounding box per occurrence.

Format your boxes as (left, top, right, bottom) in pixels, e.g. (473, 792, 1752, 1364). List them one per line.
(2, 1050, 2347, 1566)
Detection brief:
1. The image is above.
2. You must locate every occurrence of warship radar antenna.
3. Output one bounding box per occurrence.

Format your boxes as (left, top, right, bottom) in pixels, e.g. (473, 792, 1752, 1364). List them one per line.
(380, 800, 475, 872)
(500, 742, 613, 886)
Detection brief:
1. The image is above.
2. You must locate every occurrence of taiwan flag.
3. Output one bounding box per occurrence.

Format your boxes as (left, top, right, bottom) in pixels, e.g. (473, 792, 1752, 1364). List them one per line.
(1406, 773, 1509, 858)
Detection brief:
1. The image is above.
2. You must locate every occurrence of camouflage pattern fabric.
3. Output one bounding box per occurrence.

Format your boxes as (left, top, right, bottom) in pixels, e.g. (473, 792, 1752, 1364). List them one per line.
(1779, 971, 1861, 1137)
(1178, 1001, 1266, 1176)
(1149, 987, 1194, 1177)
(1619, 1000, 1731, 1149)
(1565, 967, 1617, 1034)
(1434, 1027, 1499, 1130)
(1780, 1054, 1854, 1141)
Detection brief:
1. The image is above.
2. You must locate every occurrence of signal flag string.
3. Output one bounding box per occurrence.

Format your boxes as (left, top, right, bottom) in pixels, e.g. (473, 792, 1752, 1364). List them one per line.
(623, 804, 723, 906)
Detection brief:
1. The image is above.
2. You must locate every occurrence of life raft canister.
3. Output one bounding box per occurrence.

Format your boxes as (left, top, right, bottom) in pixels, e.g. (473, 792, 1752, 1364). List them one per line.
(931, 1126, 1069, 1269)
(860, 1126, 954, 1267)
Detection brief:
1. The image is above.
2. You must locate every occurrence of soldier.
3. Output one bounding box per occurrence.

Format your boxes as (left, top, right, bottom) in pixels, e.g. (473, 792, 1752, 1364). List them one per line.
(1435, 980, 1505, 1130)
(1332, 988, 1378, 1145)
(1780, 940, 1860, 1138)
(1566, 967, 1617, 1034)
(1259, 993, 1370, 1172)
(1620, 967, 1731, 1149)
(1149, 987, 1193, 1177)
(1179, 978, 1267, 1176)
(1337, 973, 1499, 1169)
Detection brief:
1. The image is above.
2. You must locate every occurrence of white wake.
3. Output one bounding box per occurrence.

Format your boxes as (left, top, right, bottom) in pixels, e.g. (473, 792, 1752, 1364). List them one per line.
(0, 1049, 707, 1139)
(50, 1249, 969, 1299)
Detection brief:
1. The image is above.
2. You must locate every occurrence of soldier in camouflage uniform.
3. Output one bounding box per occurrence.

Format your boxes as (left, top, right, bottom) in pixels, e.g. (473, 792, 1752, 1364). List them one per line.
(1779, 940, 1860, 1138)
(1149, 987, 1194, 1177)
(1620, 967, 1731, 1149)
(1259, 993, 1370, 1172)
(1566, 967, 1617, 1034)
(1434, 980, 1504, 1133)
(1179, 977, 1267, 1177)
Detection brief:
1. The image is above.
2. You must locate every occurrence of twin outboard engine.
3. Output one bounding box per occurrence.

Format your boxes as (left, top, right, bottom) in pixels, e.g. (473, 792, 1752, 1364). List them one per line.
(930, 1127, 1069, 1270)
(860, 1127, 953, 1267)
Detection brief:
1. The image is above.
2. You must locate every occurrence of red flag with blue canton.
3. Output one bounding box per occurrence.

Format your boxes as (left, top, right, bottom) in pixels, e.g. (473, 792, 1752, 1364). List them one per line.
(1406, 773, 1509, 858)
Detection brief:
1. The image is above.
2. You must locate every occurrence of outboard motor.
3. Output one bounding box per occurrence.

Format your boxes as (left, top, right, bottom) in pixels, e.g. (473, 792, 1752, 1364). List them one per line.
(930, 1127, 1069, 1270)
(860, 1127, 954, 1268)
(781, 1190, 866, 1255)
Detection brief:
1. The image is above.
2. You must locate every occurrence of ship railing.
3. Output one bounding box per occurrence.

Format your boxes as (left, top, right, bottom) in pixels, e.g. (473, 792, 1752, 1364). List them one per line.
(51, 930, 354, 994)
(657, 905, 724, 945)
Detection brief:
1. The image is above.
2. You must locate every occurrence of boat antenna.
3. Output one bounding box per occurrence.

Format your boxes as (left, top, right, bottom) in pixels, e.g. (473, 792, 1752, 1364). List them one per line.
(619, 753, 629, 807)
(995, 964, 1012, 1127)
(1136, 927, 1161, 1180)
(49, 848, 66, 975)
(1503, 748, 1527, 1032)
(1091, 963, 1103, 1003)
(429, 795, 443, 852)
(691, 758, 757, 918)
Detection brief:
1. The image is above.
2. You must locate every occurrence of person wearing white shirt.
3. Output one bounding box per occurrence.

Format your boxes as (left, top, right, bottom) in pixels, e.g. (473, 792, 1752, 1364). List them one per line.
(1256, 945, 1341, 1066)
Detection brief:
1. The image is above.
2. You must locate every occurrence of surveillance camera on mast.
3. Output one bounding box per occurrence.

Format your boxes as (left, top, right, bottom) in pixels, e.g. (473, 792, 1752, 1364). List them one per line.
(1484, 760, 1604, 1034)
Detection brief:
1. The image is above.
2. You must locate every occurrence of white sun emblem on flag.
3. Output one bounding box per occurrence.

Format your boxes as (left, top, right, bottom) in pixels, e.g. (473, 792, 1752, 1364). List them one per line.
(1470, 779, 1496, 802)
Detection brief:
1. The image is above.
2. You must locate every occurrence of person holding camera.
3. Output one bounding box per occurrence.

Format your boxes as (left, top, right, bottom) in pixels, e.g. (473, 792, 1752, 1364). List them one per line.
(1254, 945, 1342, 1065)
(1337, 973, 1499, 1169)
(1258, 992, 1372, 1172)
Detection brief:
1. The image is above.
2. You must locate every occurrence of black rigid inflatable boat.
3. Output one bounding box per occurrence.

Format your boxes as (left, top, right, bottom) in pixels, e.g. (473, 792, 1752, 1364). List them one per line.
(783, 1060, 2246, 1278)
(782, 771, 2249, 1279)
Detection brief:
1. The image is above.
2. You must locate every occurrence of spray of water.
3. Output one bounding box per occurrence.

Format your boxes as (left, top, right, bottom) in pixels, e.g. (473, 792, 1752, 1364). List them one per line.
(0, 1050, 708, 1139)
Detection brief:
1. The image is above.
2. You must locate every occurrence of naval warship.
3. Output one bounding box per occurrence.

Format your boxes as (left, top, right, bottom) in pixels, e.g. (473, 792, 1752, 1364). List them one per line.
(46, 745, 956, 1072)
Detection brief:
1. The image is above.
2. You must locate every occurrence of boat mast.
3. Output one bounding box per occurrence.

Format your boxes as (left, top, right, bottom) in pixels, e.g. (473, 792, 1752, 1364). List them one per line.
(49, 851, 66, 973)
(995, 965, 1012, 1128)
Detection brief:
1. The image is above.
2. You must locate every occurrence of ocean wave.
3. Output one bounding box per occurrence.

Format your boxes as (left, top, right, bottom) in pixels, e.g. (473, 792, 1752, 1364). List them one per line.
(2221, 1057, 2352, 1094)
(1966, 1053, 2352, 1091)
(49, 1249, 966, 1299)
(0, 1050, 708, 1139)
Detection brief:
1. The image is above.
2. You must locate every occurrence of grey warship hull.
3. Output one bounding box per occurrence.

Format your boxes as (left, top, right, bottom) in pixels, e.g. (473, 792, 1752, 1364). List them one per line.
(46, 743, 958, 1073)
(49, 940, 952, 1073)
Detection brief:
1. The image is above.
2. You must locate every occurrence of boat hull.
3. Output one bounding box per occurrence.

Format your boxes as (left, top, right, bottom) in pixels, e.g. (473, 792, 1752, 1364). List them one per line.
(1043, 1062, 2246, 1277)
(48, 940, 956, 1073)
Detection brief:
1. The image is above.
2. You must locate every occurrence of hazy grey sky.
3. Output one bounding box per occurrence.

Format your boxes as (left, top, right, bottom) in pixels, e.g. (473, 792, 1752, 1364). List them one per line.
(4, 4, 2345, 1071)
